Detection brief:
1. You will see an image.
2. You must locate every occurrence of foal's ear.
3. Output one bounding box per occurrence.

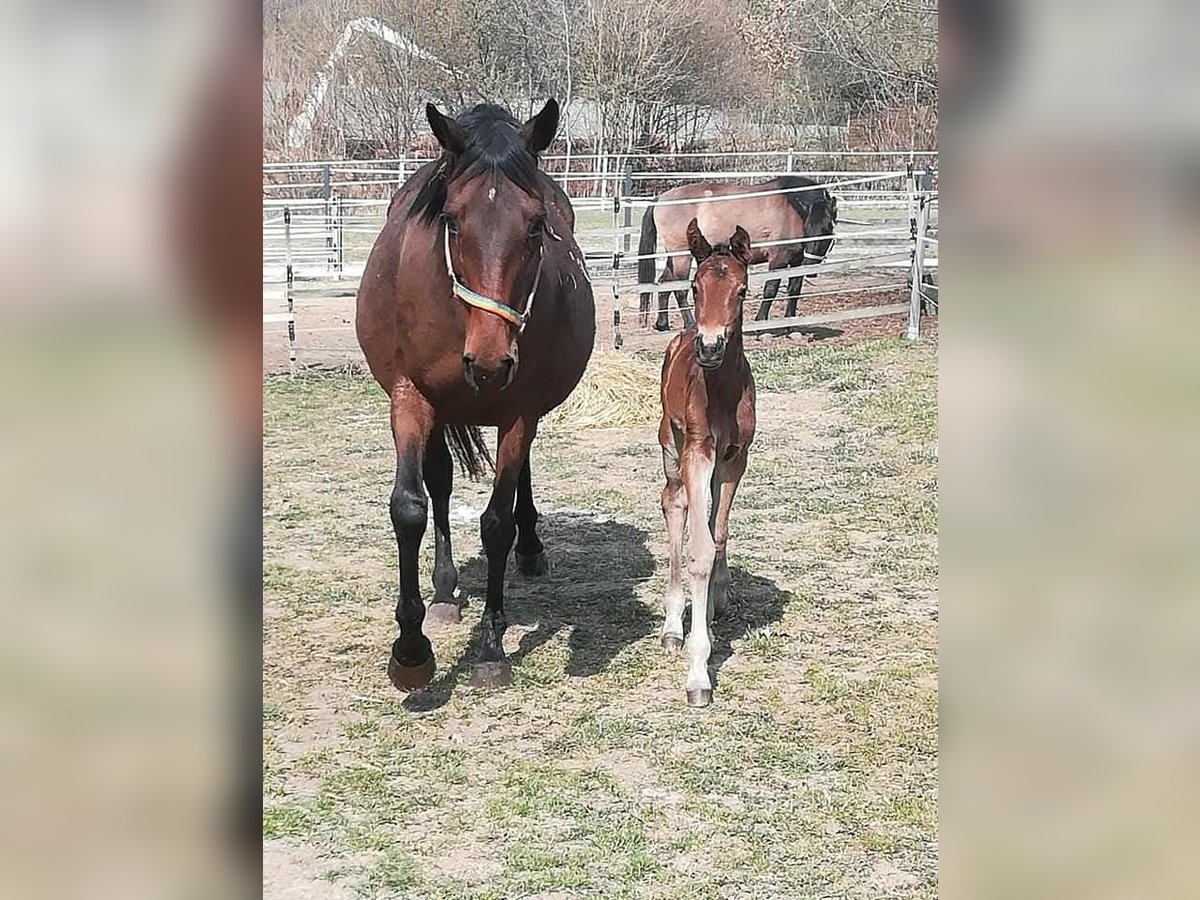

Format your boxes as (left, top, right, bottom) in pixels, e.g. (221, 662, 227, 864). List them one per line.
(520, 99, 560, 156)
(687, 218, 712, 261)
(729, 225, 752, 265)
(829, 195, 839, 219)
(427, 103, 466, 155)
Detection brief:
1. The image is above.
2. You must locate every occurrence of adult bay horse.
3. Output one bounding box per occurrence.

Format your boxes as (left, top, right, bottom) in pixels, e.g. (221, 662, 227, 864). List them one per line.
(356, 101, 595, 691)
(638, 175, 838, 331)
(658, 219, 756, 707)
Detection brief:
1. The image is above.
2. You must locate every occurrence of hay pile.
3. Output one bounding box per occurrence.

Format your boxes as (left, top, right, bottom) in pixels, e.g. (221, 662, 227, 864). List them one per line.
(544, 351, 661, 429)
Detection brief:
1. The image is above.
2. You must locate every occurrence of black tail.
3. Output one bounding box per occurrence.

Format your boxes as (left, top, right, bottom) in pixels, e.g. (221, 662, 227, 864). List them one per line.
(445, 425, 493, 479)
(637, 205, 657, 315)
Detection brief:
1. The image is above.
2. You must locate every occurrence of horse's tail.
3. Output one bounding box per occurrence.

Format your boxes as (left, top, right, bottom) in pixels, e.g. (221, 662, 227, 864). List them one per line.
(637, 204, 658, 315)
(445, 425, 493, 479)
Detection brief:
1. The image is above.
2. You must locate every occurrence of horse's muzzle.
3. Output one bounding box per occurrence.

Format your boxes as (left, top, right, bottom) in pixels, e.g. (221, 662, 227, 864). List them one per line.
(463, 353, 517, 391)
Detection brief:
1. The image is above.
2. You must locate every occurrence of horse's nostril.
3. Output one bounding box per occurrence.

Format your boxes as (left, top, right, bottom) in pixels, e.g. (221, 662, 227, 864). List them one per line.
(500, 354, 515, 371)
(462, 353, 475, 368)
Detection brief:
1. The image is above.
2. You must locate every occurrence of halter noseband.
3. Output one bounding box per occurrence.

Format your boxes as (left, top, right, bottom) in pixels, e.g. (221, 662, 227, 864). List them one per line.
(443, 224, 552, 333)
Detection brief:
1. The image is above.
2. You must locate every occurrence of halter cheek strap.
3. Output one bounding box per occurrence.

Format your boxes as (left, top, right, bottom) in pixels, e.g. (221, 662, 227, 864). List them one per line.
(443, 225, 546, 333)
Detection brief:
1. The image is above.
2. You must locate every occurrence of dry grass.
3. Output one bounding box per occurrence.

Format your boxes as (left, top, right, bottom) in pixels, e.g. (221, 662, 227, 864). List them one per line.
(263, 337, 938, 899)
(543, 350, 662, 429)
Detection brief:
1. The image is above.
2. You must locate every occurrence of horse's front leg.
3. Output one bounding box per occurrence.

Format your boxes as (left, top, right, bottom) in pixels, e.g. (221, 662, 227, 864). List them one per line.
(784, 275, 804, 318)
(514, 452, 548, 576)
(683, 440, 717, 707)
(471, 416, 537, 688)
(386, 384, 436, 691)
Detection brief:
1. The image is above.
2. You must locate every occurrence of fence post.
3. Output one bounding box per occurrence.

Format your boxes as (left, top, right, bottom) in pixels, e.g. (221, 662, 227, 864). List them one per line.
(906, 187, 927, 340)
(334, 193, 344, 276)
(622, 166, 633, 254)
(786, 149, 794, 172)
(321, 163, 331, 200)
(284, 206, 297, 373)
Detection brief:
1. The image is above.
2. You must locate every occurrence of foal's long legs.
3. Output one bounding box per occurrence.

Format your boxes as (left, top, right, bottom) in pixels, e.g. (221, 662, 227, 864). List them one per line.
(660, 419, 688, 650)
(708, 450, 748, 621)
(683, 442, 717, 707)
(472, 416, 538, 688)
(422, 427, 461, 624)
(387, 383, 436, 690)
(514, 452, 548, 576)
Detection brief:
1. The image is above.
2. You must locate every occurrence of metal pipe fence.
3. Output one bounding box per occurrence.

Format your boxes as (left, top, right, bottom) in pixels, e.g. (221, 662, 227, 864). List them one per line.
(263, 155, 937, 366)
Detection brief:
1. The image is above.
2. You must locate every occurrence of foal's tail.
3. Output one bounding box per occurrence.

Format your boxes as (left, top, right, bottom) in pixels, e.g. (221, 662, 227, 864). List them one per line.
(637, 205, 658, 316)
(446, 425, 493, 479)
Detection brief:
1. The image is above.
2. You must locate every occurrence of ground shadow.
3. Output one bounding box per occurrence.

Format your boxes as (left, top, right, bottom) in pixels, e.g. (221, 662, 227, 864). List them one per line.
(687, 565, 790, 686)
(403, 513, 657, 712)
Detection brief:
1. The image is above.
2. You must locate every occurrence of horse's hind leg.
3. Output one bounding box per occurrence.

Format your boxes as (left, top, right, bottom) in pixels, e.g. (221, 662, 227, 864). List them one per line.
(756, 277, 781, 321)
(660, 419, 688, 651)
(514, 452, 548, 576)
(472, 416, 537, 688)
(423, 427, 460, 624)
(387, 385, 436, 691)
(784, 275, 804, 318)
(655, 255, 690, 332)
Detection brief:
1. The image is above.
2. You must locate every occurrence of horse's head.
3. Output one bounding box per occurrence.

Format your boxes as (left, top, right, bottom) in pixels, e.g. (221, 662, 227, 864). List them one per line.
(798, 190, 838, 267)
(419, 100, 560, 391)
(687, 219, 751, 369)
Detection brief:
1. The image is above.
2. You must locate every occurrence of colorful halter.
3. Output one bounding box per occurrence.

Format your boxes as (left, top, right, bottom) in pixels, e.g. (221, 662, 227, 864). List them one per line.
(443, 224, 545, 333)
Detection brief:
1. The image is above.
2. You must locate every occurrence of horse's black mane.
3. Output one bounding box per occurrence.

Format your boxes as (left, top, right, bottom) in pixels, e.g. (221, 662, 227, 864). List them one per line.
(776, 174, 832, 216)
(409, 104, 542, 225)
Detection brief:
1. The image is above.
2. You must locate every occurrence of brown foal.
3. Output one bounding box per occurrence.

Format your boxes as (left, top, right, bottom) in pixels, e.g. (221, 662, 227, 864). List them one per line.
(658, 219, 757, 707)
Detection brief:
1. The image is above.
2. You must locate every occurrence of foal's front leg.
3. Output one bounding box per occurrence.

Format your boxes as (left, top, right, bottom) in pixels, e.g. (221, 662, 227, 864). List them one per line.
(387, 384, 436, 691)
(683, 441, 717, 707)
(660, 419, 688, 651)
(472, 416, 537, 689)
(708, 450, 748, 620)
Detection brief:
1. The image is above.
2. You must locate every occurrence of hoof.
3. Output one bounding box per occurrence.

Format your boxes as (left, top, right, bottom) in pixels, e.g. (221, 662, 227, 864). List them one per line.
(653, 317, 672, 332)
(686, 688, 713, 708)
(388, 655, 435, 692)
(470, 660, 513, 689)
(425, 602, 462, 626)
(661, 634, 684, 652)
(516, 550, 549, 577)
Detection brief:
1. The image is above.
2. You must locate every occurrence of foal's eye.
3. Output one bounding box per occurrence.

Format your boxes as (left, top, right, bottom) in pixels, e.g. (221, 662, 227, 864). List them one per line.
(440, 213, 459, 235)
(528, 215, 546, 238)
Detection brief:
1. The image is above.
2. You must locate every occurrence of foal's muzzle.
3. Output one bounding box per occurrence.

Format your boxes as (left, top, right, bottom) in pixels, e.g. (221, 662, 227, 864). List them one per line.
(695, 333, 726, 369)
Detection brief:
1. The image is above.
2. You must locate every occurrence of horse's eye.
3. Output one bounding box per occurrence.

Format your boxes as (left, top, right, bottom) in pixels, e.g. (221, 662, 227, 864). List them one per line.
(440, 213, 459, 235)
(528, 215, 546, 238)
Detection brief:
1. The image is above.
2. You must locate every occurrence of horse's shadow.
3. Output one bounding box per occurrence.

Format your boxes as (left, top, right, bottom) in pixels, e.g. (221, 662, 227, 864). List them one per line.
(403, 513, 658, 711)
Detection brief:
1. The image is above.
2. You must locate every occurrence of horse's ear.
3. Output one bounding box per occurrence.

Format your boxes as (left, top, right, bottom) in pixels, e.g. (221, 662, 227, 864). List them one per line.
(520, 99, 559, 156)
(730, 225, 752, 265)
(426, 103, 466, 155)
(687, 218, 712, 261)
(829, 195, 839, 219)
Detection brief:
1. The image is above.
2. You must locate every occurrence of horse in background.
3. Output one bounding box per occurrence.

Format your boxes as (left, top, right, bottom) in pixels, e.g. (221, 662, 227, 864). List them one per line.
(657, 218, 757, 707)
(637, 175, 838, 331)
(356, 100, 595, 692)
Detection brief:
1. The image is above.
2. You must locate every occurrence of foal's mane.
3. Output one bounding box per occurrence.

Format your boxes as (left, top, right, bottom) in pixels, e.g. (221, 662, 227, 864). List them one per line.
(409, 104, 543, 225)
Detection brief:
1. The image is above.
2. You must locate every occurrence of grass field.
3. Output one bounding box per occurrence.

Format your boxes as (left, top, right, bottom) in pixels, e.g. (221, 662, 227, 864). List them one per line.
(263, 337, 938, 899)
